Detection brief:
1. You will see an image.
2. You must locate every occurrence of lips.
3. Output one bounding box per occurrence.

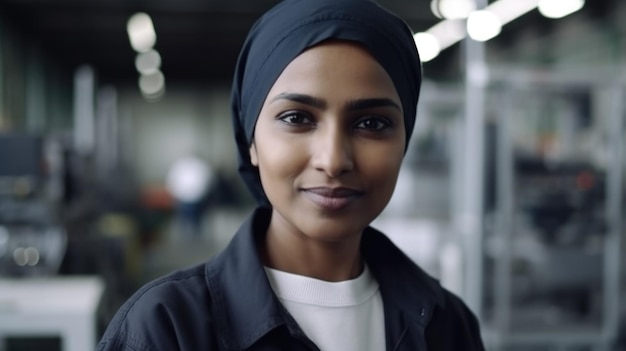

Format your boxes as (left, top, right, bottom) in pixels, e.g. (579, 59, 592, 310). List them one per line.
(301, 187, 363, 211)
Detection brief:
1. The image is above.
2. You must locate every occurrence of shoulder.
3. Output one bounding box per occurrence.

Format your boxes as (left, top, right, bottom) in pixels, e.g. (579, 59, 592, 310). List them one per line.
(362, 227, 484, 349)
(426, 289, 485, 351)
(97, 263, 218, 351)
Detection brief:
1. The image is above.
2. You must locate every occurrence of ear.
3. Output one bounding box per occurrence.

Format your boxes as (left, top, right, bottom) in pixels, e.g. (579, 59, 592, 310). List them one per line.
(249, 142, 259, 166)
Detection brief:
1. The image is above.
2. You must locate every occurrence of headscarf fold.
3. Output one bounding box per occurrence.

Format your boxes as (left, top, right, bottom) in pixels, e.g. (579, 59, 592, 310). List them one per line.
(231, 0, 422, 205)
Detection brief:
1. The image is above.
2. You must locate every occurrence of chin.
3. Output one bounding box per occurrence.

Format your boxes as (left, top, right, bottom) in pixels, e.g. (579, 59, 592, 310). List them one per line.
(297, 216, 369, 242)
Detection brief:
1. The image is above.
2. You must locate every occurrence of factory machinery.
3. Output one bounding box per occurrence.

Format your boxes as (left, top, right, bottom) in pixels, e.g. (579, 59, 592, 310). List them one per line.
(415, 66, 624, 350)
(481, 68, 624, 351)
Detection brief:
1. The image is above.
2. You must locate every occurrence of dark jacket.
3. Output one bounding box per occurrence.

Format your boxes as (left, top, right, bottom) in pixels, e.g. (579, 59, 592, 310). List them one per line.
(97, 207, 485, 350)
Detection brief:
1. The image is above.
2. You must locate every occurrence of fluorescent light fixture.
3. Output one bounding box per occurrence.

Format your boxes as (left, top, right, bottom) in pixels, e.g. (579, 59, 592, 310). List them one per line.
(127, 12, 157, 53)
(135, 49, 161, 75)
(488, 0, 539, 25)
(414, 32, 441, 62)
(435, 0, 476, 20)
(139, 70, 165, 100)
(143, 88, 165, 102)
(430, 0, 444, 18)
(538, 0, 584, 19)
(423, 0, 586, 59)
(423, 0, 544, 58)
(426, 19, 466, 52)
(467, 10, 502, 42)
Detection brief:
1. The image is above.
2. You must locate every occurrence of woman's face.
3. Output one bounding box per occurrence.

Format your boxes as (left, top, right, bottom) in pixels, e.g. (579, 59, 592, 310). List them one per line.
(250, 41, 406, 242)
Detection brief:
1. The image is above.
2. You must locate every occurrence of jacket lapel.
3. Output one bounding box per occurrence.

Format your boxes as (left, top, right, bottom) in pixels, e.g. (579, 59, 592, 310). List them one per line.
(207, 210, 448, 350)
(384, 305, 430, 351)
(361, 226, 445, 351)
(206, 207, 289, 350)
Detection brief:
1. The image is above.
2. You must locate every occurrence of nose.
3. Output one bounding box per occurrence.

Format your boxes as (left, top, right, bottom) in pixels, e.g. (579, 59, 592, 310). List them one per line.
(310, 124, 354, 178)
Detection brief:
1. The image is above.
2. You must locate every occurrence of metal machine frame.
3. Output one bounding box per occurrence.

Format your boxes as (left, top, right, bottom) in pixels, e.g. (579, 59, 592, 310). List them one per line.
(482, 67, 624, 351)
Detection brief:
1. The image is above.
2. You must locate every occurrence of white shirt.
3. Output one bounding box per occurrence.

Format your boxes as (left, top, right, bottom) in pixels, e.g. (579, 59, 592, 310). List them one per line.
(264, 265, 385, 351)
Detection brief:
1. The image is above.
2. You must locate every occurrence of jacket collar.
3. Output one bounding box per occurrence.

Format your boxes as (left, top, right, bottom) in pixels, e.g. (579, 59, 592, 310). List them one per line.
(362, 225, 446, 321)
(361, 226, 446, 350)
(205, 207, 287, 350)
(206, 207, 446, 350)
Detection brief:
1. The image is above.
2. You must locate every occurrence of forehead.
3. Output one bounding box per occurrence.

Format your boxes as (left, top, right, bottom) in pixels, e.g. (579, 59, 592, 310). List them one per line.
(266, 41, 400, 101)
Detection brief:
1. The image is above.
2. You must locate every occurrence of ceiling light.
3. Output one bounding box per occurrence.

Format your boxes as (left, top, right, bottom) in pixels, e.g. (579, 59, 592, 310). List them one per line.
(488, 0, 539, 25)
(430, 0, 444, 19)
(433, 0, 476, 20)
(135, 50, 161, 75)
(143, 88, 165, 102)
(139, 70, 165, 99)
(426, 20, 466, 52)
(538, 0, 585, 19)
(425, 0, 542, 53)
(414, 32, 441, 62)
(467, 10, 502, 42)
(127, 12, 157, 53)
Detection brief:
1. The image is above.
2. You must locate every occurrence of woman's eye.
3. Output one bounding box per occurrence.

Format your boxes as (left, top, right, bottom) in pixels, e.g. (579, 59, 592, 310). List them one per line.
(355, 117, 391, 131)
(278, 112, 313, 125)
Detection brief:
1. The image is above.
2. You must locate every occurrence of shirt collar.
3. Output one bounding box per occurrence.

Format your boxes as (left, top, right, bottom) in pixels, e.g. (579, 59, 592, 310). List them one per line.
(206, 207, 446, 349)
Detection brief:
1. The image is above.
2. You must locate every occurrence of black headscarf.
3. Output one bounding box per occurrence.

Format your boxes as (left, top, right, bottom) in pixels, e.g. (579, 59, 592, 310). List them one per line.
(231, 0, 422, 206)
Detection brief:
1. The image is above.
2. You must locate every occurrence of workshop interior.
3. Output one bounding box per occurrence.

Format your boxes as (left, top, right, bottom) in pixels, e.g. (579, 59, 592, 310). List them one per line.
(0, 0, 624, 350)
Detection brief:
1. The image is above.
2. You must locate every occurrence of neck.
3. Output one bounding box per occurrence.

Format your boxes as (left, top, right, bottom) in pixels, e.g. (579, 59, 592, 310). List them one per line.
(261, 216, 364, 282)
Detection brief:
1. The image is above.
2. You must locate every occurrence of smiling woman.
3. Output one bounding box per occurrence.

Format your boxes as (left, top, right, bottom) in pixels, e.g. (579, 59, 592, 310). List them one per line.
(97, 0, 485, 350)
(250, 42, 407, 281)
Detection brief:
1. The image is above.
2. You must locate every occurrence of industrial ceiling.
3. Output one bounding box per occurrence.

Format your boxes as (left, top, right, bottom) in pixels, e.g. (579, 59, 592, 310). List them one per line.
(0, 0, 615, 85)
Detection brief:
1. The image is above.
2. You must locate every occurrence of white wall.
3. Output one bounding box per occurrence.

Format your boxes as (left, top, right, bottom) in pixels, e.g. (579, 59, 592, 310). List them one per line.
(117, 84, 237, 187)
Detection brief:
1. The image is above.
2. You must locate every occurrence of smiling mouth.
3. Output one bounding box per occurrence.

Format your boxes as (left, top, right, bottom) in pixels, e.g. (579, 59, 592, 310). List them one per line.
(301, 187, 363, 211)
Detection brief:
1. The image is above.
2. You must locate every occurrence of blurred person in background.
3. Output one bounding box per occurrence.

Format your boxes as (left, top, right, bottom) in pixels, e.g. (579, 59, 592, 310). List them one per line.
(165, 154, 215, 238)
(97, 0, 485, 350)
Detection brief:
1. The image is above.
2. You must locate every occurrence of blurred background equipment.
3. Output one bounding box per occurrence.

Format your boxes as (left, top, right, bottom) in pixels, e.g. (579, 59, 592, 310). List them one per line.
(0, 133, 67, 277)
(480, 70, 624, 351)
(0, 276, 104, 351)
(0, 132, 106, 351)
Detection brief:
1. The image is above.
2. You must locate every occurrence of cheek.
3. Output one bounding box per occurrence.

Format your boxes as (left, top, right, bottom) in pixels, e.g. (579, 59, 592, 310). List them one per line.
(358, 145, 404, 190)
(255, 134, 308, 182)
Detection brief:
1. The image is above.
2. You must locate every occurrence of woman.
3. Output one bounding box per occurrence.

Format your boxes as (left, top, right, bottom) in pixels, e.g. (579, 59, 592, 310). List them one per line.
(98, 0, 485, 350)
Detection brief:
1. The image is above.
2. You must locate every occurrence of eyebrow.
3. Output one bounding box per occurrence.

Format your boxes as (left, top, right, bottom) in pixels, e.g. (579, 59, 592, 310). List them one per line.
(271, 93, 326, 109)
(346, 98, 401, 111)
(271, 93, 401, 112)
